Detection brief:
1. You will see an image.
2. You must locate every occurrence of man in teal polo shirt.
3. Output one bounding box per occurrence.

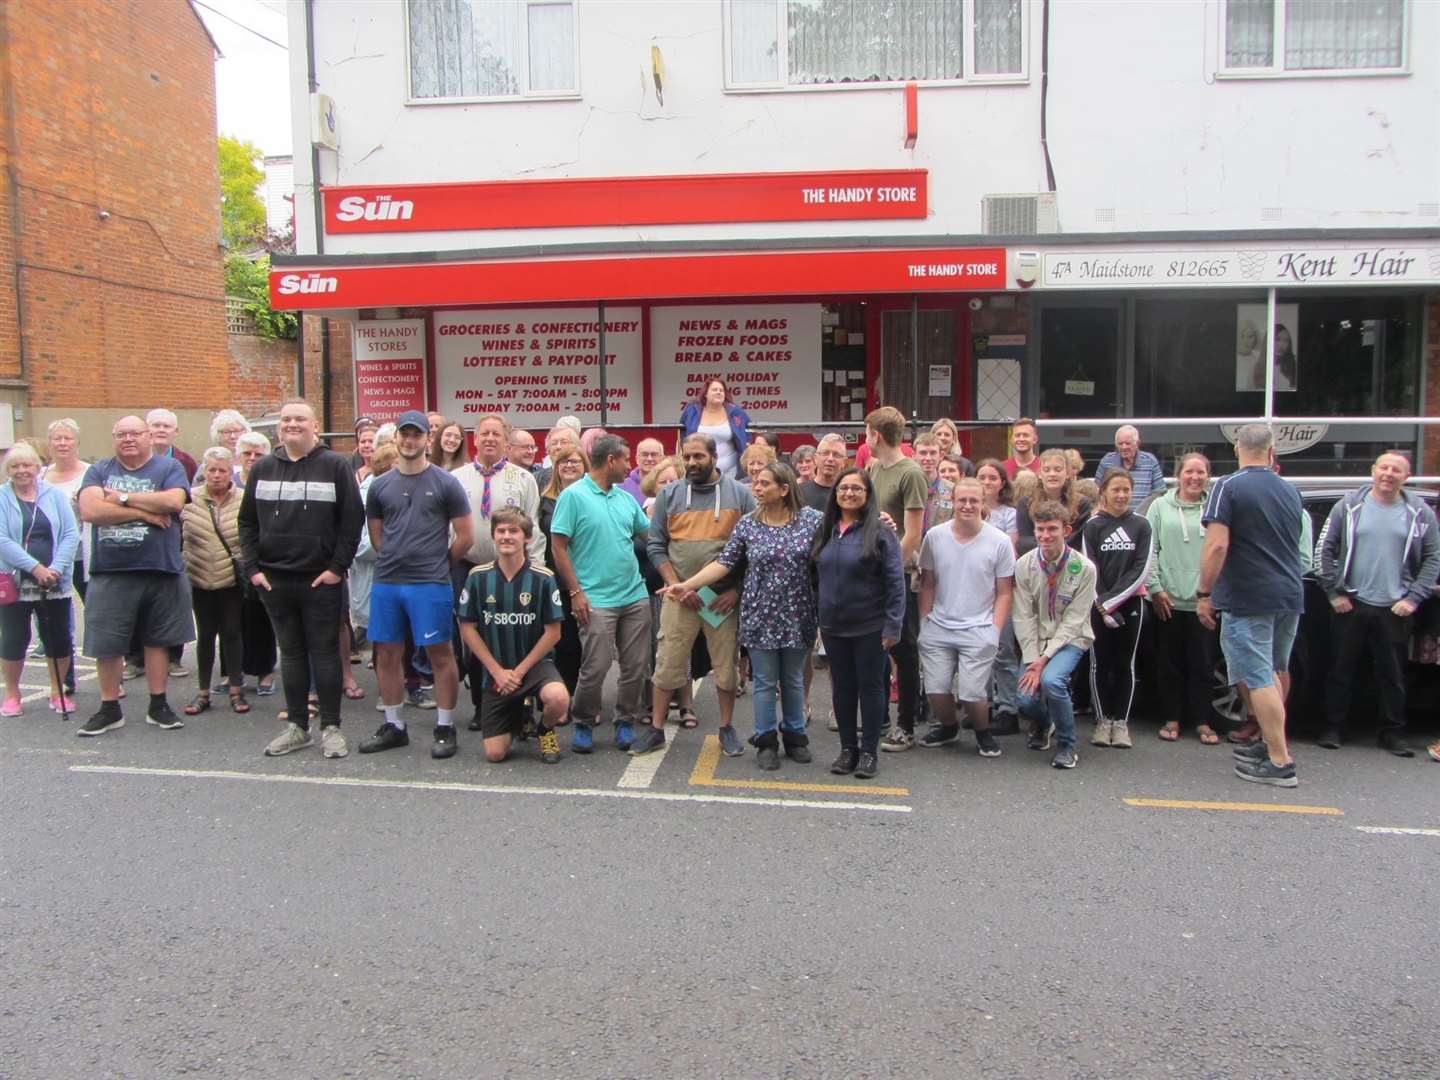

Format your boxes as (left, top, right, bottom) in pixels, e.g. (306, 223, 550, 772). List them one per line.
(550, 433, 652, 753)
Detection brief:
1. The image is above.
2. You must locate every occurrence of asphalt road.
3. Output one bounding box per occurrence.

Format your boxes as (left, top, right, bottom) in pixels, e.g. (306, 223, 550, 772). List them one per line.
(2, 652, 1437, 1079)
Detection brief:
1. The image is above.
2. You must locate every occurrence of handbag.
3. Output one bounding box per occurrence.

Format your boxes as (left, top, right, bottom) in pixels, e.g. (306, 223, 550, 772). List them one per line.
(2, 498, 42, 605)
(206, 501, 250, 596)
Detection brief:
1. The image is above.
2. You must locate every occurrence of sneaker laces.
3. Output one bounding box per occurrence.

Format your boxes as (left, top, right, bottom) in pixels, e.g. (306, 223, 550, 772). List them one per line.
(539, 730, 560, 753)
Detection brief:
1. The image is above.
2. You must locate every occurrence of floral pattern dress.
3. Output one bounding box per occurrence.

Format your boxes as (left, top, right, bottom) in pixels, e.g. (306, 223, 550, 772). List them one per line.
(715, 507, 822, 650)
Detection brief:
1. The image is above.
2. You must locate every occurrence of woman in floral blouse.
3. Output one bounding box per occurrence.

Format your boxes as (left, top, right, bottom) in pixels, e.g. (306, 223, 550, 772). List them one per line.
(666, 461, 821, 771)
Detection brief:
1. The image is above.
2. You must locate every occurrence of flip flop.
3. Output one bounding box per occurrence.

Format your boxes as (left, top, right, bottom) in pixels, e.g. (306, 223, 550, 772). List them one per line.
(343, 685, 366, 700)
(1197, 725, 1221, 745)
(1158, 722, 1180, 741)
(678, 709, 699, 729)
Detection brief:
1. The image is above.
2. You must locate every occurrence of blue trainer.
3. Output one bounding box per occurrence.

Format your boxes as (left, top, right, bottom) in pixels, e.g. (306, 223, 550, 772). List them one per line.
(615, 720, 634, 751)
(572, 723, 594, 754)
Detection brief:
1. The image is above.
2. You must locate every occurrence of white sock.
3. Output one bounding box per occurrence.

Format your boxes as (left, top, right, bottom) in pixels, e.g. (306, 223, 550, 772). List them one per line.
(385, 705, 405, 730)
(436, 707, 455, 728)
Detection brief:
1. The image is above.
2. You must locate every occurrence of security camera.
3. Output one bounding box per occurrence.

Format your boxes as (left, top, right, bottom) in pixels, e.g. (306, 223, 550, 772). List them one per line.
(968, 298, 984, 312)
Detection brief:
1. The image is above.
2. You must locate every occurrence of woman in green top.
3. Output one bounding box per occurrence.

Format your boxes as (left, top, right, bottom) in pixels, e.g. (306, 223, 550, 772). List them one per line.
(1146, 452, 1221, 744)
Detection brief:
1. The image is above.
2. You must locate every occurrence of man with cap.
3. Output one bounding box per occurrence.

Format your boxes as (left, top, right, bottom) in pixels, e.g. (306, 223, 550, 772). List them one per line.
(359, 410, 475, 759)
(239, 398, 366, 759)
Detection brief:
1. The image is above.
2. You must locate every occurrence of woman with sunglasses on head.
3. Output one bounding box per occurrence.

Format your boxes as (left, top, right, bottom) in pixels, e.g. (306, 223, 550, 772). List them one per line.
(811, 467, 904, 779)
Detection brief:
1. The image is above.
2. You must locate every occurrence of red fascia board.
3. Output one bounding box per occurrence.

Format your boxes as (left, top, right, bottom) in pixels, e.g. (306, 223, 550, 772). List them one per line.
(321, 169, 929, 233)
(270, 247, 1007, 310)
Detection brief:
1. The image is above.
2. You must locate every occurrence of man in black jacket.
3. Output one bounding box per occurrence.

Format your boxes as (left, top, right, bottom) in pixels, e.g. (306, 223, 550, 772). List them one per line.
(239, 399, 365, 760)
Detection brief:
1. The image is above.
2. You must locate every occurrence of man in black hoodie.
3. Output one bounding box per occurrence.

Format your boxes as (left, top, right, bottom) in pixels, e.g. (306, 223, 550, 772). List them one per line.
(239, 399, 365, 760)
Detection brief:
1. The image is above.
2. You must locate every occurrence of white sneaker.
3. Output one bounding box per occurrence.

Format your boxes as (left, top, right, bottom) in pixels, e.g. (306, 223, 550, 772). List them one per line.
(1109, 721, 1132, 749)
(321, 725, 348, 758)
(879, 725, 914, 752)
(826, 709, 839, 732)
(1090, 719, 1114, 747)
(264, 722, 313, 756)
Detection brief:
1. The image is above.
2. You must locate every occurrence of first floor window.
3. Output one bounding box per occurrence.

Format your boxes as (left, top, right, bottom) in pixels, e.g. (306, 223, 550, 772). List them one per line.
(408, 0, 577, 101)
(1224, 0, 1406, 73)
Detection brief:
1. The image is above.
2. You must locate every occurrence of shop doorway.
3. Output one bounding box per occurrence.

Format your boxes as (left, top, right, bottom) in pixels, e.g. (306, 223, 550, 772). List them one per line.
(876, 300, 971, 423)
(1037, 303, 1124, 417)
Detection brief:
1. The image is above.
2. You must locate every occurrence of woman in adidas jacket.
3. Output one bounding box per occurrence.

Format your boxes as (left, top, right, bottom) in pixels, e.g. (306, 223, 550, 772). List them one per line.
(1145, 453, 1221, 745)
(1079, 469, 1154, 750)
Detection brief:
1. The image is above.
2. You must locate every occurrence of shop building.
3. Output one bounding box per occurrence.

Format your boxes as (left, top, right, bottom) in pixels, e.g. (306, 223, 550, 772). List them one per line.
(274, 0, 1440, 471)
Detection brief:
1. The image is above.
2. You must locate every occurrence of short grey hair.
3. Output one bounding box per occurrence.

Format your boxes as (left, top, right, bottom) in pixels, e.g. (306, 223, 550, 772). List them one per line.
(1234, 423, 1274, 453)
(235, 430, 271, 454)
(146, 408, 178, 427)
(816, 432, 848, 452)
(47, 417, 80, 438)
(1115, 424, 1140, 442)
(374, 423, 397, 447)
(201, 446, 234, 468)
(556, 415, 583, 436)
(209, 409, 250, 443)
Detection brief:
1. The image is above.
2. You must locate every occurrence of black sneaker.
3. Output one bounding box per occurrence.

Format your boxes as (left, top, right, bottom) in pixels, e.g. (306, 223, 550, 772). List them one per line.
(975, 730, 1002, 758)
(1234, 756, 1298, 787)
(1378, 731, 1415, 758)
(467, 714, 484, 732)
(1233, 740, 1270, 762)
(145, 702, 184, 730)
(830, 748, 859, 775)
(431, 724, 458, 759)
(359, 722, 409, 754)
(756, 745, 780, 770)
(918, 725, 961, 748)
(1316, 728, 1342, 749)
(989, 709, 1021, 736)
(1051, 744, 1078, 769)
(1027, 720, 1054, 752)
(628, 726, 666, 756)
(853, 752, 879, 779)
(717, 725, 745, 757)
(77, 709, 124, 737)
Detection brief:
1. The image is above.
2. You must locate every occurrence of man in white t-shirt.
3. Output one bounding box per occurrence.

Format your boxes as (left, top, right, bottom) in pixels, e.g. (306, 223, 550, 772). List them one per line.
(916, 477, 1016, 757)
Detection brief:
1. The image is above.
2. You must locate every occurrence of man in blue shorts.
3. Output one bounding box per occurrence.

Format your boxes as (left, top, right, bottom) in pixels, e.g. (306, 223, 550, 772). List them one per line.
(457, 508, 568, 764)
(359, 410, 474, 759)
(1197, 424, 1304, 787)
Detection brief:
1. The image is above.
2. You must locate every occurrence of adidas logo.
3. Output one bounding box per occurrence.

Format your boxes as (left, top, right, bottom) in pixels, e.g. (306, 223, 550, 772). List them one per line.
(1099, 528, 1136, 553)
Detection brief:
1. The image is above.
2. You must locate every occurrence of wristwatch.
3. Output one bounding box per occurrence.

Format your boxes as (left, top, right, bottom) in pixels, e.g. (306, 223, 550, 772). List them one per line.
(1196, 591, 1211, 599)
(118, 492, 129, 505)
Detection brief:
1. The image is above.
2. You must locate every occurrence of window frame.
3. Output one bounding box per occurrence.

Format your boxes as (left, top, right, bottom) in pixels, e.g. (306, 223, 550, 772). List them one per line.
(721, 0, 1029, 93)
(404, 0, 582, 106)
(1215, 0, 1411, 81)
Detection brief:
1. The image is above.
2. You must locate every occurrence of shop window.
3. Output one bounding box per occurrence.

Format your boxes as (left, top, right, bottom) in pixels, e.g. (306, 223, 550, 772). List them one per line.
(820, 303, 868, 423)
(1037, 306, 1121, 419)
(408, 0, 578, 101)
(725, 0, 1025, 89)
(1221, 0, 1406, 76)
(1133, 294, 1420, 420)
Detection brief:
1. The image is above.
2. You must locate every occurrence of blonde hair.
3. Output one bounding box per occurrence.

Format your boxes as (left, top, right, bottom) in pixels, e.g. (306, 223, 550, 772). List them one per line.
(47, 417, 80, 438)
(1038, 448, 1082, 515)
(543, 446, 591, 499)
(641, 455, 683, 499)
(369, 443, 399, 476)
(3, 442, 42, 473)
(739, 443, 777, 473)
(1011, 469, 1041, 504)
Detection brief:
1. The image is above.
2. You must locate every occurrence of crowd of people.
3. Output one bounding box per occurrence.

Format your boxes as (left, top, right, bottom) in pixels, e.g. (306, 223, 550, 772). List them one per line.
(3, 381, 1438, 788)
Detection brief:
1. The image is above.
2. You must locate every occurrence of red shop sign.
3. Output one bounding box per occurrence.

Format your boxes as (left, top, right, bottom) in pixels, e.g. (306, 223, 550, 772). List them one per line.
(321, 169, 928, 234)
(271, 247, 1006, 310)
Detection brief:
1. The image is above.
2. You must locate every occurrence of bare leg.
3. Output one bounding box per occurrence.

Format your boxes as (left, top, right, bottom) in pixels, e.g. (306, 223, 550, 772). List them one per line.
(340, 621, 360, 693)
(964, 698, 991, 733)
(927, 692, 957, 730)
(2, 659, 21, 702)
(717, 687, 736, 729)
(426, 644, 460, 710)
(98, 656, 123, 702)
(144, 645, 170, 696)
(374, 642, 407, 707)
(1246, 682, 1290, 764)
(48, 654, 71, 699)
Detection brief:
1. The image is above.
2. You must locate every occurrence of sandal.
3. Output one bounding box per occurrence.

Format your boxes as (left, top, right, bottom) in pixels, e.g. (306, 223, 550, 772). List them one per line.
(183, 693, 212, 716)
(228, 690, 251, 714)
(1196, 724, 1221, 745)
(1158, 721, 1180, 741)
(678, 708, 699, 729)
(343, 684, 366, 700)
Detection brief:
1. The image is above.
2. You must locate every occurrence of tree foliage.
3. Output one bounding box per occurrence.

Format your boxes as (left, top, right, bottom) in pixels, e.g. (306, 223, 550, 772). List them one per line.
(226, 253, 297, 340)
(219, 134, 267, 250)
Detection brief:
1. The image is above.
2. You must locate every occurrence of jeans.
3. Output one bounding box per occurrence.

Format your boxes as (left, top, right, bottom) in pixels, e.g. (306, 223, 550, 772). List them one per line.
(1016, 644, 1084, 748)
(990, 618, 1020, 716)
(1325, 602, 1409, 734)
(572, 599, 652, 726)
(823, 630, 888, 754)
(260, 573, 344, 727)
(749, 645, 808, 737)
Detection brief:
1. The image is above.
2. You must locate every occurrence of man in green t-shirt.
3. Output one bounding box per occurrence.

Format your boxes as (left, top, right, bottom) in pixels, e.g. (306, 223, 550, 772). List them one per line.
(457, 509, 568, 764)
(864, 406, 928, 752)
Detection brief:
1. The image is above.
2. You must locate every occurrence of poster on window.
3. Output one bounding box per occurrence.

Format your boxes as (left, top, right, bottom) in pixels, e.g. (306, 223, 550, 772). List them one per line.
(433, 308, 643, 426)
(649, 304, 823, 424)
(1235, 304, 1298, 392)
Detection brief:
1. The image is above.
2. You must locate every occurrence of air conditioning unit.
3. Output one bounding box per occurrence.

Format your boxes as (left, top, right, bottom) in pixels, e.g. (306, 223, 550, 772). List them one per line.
(982, 192, 1059, 235)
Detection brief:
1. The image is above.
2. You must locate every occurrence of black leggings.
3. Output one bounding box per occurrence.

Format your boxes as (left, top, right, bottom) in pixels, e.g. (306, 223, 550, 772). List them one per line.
(1089, 599, 1143, 725)
(824, 629, 889, 756)
(1152, 607, 1219, 731)
(0, 597, 73, 661)
(193, 585, 244, 692)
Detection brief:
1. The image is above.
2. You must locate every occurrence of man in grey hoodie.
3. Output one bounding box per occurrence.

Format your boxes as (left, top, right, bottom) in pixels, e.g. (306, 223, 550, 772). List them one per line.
(1316, 452, 1440, 756)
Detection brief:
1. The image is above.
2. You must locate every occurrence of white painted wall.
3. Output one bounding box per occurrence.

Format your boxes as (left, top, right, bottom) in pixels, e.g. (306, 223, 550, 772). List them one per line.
(288, 0, 1440, 256)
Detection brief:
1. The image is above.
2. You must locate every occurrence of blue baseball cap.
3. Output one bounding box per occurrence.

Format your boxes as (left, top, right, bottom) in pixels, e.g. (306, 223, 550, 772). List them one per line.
(395, 409, 430, 433)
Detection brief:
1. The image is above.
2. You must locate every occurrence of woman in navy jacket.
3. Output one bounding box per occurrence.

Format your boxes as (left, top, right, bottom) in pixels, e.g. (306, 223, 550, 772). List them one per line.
(679, 378, 750, 479)
(811, 466, 905, 780)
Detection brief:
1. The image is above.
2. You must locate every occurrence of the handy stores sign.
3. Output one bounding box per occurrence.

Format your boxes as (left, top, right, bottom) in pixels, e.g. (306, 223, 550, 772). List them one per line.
(1040, 245, 1440, 288)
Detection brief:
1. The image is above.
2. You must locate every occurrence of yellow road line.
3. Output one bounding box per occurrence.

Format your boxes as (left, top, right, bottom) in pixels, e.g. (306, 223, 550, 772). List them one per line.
(689, 735, 910, 798)
(1125, 797, 1343, 816)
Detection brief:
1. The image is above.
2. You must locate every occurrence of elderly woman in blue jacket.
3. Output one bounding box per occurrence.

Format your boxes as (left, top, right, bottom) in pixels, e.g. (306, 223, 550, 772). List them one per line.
(0, 442, 79, 715)
(679, 378, 750, 479)
(811, 465, 906, 780)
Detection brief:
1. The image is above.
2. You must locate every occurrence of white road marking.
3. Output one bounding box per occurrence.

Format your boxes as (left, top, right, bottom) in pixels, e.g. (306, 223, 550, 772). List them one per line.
(1355, 826, 1440, 838)
(69, 764, 912, 814)
(615, 722, 674, 789)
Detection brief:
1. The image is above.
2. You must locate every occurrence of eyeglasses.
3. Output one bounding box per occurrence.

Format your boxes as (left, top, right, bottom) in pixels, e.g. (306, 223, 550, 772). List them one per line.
(113, 430, 147, 440)
(835, 485, 867, 494)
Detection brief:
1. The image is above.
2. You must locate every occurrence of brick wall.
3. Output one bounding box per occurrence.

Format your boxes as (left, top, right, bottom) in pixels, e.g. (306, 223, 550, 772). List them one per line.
(1, 0, 227, 422)
(229, 332, 298, 418)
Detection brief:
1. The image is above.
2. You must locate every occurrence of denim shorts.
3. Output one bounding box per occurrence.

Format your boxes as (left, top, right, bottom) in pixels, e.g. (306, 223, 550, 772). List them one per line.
(1219, 611, 1299, 691)
(369, 581, 455, 645)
